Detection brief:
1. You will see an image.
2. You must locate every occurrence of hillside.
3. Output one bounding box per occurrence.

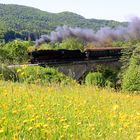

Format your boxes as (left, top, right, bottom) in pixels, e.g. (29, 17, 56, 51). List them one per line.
(0, 4, 127, 42)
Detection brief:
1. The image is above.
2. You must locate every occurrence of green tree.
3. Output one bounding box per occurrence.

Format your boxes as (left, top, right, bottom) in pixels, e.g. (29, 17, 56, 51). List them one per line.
(59, 37, 84, 50)
(122, 46, 140, 92)
(4, 40, 31, 64)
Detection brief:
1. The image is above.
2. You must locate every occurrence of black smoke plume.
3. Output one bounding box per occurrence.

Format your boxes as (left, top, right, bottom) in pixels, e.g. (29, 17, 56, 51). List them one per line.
(36, 17, 140, 47)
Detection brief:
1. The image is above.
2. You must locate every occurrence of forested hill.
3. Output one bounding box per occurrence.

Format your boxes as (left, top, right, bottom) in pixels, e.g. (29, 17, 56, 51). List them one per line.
(0, 4, 127, 42)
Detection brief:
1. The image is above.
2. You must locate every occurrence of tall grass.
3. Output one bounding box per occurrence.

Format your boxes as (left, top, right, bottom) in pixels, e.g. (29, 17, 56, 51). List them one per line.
(0, 81, 139, 140)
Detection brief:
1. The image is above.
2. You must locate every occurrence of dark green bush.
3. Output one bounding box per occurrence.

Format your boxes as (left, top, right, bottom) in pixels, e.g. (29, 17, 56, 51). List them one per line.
(85, 72, 104, 86)
(100, 67, 119, 88)
(0, 48, 11, 63)
(122, 46, 140, 92)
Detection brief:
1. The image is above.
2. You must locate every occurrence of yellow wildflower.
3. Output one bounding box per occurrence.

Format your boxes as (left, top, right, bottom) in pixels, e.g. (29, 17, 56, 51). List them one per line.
(35, 123, 42, 129)
(77, 122, 82, 126)
(23, 120, 28, 124)
(13, 134, 19, 140)
(0, 128, 4, 133)
(28, 127, 33, 132)
(113, 104, 119, 111)
(110, 122, 115, 127)
(136, 135, 140, 140)
(43, 124, 48, 128)
(63, 124, 70, 129)
(30, 118, 35, 122)
(118, 128, 123, 132)
(12, 110, 18, 115)
(21, 72, 26, 76)
(16, 69, 21, 73)
(1, 117, 6, 121)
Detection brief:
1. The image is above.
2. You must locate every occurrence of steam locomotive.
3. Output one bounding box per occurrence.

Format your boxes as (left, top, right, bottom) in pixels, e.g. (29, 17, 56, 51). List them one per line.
(29, 47, 123, 64)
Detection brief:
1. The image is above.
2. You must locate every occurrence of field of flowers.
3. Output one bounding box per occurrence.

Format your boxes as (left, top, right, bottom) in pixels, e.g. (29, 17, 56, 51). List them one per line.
(0, 81, 139, 140)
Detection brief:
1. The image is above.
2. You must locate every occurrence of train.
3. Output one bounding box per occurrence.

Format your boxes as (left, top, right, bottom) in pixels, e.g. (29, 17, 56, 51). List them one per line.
(85, 47, 123, 59)
(28, 47, 123, 64)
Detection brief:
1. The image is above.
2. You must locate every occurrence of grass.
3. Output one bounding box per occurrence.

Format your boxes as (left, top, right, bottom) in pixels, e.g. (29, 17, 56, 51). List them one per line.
(0, 81, 139, 140)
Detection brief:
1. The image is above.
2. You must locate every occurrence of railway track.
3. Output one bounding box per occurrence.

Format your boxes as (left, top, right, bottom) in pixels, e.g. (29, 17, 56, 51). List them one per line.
(8, 57, 120, 68)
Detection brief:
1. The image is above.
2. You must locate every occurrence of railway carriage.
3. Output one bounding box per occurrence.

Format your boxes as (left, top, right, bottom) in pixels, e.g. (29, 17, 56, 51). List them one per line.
(85, 47, 123, 59)
(28, 47, 124, 64)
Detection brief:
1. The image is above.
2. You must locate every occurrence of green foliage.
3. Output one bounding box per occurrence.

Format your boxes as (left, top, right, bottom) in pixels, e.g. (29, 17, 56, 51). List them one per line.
(16, 66, 76, 85)
(112, 40, 140, 48)
(85, 65, 120, 88)
(59, 37, 84, 50)
(120, 47, 135, 73)
(0, 64, 17, 81)
(38, 38, 84, 50)
(97, 66, 120, 88)
(0, 48, 10, 63)
(122, 46, 140, 92)
(1, 40, 31, 64)
(0, 64, 76, 85)
(38, 43, 60, 50)
(85, 72, 104, 86)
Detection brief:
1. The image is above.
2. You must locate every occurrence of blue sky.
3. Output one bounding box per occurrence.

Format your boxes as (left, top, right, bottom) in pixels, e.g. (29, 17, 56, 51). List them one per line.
(0, 0, 140, 21)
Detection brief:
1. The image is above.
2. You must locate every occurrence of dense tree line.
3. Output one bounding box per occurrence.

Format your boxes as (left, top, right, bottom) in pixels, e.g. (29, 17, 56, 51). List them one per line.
(1, 30, 41, 43)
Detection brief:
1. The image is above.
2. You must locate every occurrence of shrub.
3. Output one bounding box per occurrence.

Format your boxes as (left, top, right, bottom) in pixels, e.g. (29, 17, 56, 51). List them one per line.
(122, 46, 140, 92)
(85, 72, 104, 86)
(16, 66, 76, 85)
(101, 66, 119, 88)
(0, 64, 17, 81)
(0, 48, 11, 63)
(4, 40, 30, 64)
(90, 65, 120, 88)
(59, 37, 84, 51)
(105, 80, 114, 88)
(0, 65, 77, 85)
